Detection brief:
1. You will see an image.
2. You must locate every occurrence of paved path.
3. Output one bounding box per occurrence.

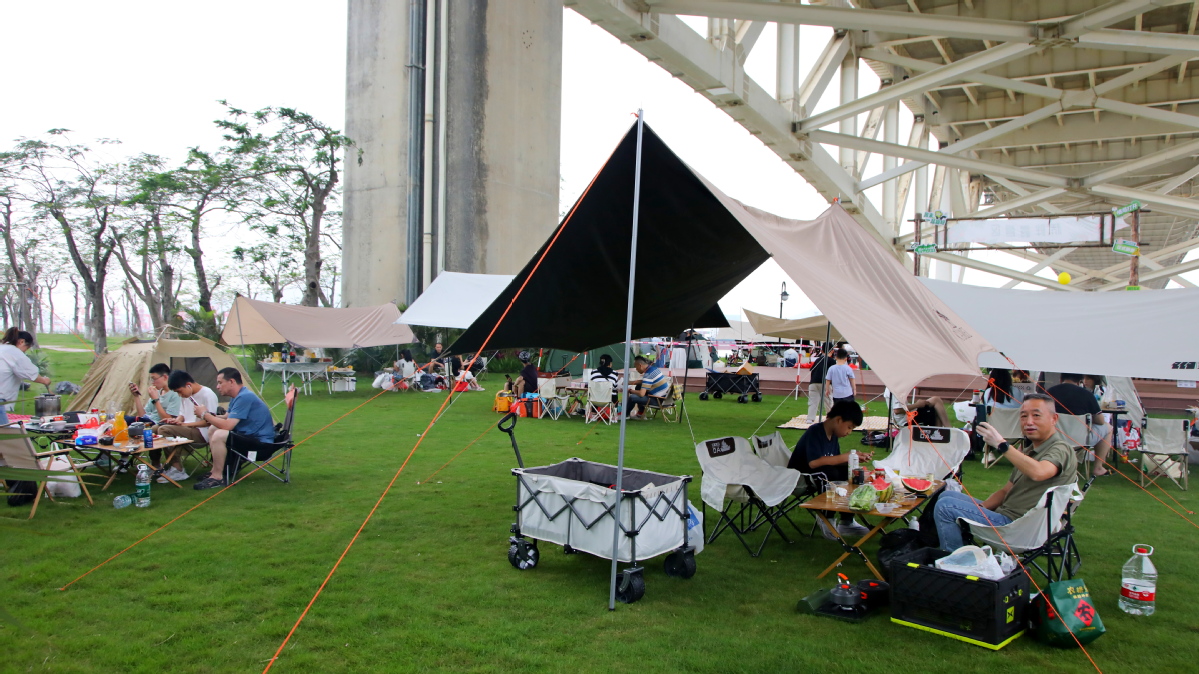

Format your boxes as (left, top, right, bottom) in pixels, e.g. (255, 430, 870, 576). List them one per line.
(39, 345, 93, 353)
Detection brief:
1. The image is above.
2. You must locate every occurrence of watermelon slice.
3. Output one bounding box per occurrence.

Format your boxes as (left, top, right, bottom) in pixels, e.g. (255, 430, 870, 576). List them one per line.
(870, 477, 894, 503)
(901, 477, 933, 494)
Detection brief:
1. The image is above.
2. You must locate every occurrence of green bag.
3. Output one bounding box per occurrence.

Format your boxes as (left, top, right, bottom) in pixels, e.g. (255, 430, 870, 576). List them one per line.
(1030, 579, 1105, 648)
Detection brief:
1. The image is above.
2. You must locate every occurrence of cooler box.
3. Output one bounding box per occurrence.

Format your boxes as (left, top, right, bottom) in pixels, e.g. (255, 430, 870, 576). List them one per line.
(332, 377, 357, 392)
(889, 548, 1030, 650)
(514, 398, 542, 418)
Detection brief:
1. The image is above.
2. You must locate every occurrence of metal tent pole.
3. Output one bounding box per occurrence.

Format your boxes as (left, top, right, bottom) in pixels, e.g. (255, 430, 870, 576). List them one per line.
(609, 110, 645, 611)
(679, 326, 694, 411)
(816, 323, 832, 421)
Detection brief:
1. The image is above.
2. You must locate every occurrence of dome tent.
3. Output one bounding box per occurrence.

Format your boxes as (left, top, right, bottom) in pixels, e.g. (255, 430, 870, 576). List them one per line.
(67, 336, 254, 414)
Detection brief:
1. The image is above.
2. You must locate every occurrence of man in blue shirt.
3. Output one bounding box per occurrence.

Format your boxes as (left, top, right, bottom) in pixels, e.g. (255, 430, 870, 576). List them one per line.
(626, 355, 670, 419)
(192, 367, 276, 490)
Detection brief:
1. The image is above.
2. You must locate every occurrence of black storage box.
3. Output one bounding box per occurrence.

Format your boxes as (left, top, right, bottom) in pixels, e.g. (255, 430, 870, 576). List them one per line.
(889, 547, 1029, 650)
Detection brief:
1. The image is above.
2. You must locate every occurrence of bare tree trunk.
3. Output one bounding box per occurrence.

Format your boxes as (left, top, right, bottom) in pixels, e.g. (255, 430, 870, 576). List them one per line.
(46, 282, 56, 334)
(123, 284, 143, 335)
(71, 279, 80, 335)
(301, 190, 330, 307)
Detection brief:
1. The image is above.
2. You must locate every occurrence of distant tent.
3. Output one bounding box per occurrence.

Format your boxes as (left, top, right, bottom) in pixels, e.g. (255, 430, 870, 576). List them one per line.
(222, 296, 415, 348)
(743, 309, 844, 342)
(68, 337, 254, 413)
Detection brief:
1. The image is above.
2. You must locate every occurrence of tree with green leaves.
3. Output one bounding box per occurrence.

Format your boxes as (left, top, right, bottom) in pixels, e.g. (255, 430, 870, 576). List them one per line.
(217, 103, 353, 307)
(115, 153, 187, 331)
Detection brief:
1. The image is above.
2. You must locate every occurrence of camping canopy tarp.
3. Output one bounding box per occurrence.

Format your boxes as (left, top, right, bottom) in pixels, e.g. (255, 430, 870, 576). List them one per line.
(451, 123, 993, 400)
(920, 278, 1199, 381)
(222, 296, 415, 348)
(68, 337, 254, 413)
(711, 318, 788, 344)
(743, 309, 844, 342)
(397, 271, 515, 329)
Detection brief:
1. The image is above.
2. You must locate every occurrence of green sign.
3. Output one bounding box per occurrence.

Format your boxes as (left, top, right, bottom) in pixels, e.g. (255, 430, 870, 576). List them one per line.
(1112, 238, 1140, 256)
(921, 210, 948, 225)
(1126, 285, 1141, 291)
(910, 242, 937, 254)
(1112, 200, 1142, 217)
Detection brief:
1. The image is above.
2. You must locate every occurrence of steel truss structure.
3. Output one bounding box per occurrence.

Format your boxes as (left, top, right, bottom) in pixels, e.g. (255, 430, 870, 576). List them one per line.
(567, 0, 1199, 290)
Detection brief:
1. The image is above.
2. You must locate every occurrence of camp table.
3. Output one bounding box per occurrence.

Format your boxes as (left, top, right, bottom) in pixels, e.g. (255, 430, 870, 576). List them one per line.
(71, 436, 195, 491)
(259, 360, 328, 395)
(799, 480, 943, 580)
(24, 422, 77, 451)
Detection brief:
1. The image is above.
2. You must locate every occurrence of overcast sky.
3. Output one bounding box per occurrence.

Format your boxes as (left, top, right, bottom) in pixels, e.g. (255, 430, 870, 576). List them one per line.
(3, 2, 1189, 330)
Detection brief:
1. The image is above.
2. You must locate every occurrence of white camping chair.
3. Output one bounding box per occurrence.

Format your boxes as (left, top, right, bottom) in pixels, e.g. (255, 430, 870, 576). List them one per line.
(1138, 418, 1190, 491)
(959, 483, 1084, 583)
(695, 436, 801, 557)
(874, 426, 971, 480)
(584, 379, 615, 424)
(750, 431, 823, 535)
(1055, 413, 1094, 478)
(538, 379, 569, 421)
(981, 407, 1025, 469)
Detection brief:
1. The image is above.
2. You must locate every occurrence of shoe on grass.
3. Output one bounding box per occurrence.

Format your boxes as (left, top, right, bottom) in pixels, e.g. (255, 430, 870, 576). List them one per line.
(164, 467, 189, 481)
(193, 476, 226, 490)
(836, 521, 870, 538)
(816, 518, 839, 541)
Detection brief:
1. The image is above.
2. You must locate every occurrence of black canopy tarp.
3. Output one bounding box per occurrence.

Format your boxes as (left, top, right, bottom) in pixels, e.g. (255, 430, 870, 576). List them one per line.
(449, 124, 767, 354)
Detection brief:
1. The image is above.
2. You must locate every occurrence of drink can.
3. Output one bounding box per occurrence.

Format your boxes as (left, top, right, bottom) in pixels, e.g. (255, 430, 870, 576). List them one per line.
(144, 429, 154, 449)
(852, 468, 866, 485)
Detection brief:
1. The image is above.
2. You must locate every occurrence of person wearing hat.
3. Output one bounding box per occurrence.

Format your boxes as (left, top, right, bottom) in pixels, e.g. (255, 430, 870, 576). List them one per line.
(514, 351, 538, 398)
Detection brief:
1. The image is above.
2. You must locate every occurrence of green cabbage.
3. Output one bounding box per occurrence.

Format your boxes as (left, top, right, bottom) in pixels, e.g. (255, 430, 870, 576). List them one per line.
(849, 484, 879, 511)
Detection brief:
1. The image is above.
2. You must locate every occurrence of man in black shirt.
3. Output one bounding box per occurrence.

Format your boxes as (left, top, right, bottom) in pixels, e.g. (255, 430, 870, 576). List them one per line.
(806, 342, 834, 420)
(1047, 372, 1113, 476)
(788, 400, 871, 538)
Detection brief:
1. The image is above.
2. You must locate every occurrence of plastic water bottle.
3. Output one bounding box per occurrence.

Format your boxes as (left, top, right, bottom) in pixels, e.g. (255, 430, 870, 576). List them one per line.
(1119, 544, 1157, 616)
(848, 449, 859, 474)
(134, 465, 152, 508)
(113, 494, 135, 509)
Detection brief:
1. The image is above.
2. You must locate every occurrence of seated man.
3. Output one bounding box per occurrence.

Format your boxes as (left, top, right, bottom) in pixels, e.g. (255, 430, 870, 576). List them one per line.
(156, 370, 219, 482)
(513, 351, 538, 398)
(1048, 372, 1114, 477)
(782, 346, 799, 368)
(933, 394, 1078, 551)
(786, 400, 871, 539)
(191, 367, 276, 490)
(625, 355, 669, 420)
(885, 388, 950, 428)
(126, 362, 184, 482)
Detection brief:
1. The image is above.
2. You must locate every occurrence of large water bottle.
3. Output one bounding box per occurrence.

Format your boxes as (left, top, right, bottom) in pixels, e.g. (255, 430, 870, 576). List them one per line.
(134, 465, 152, 508)
(1119, 544, 1157, 616)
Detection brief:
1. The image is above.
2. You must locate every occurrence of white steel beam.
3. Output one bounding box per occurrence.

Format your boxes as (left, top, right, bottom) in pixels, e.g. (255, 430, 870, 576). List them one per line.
(810, 130, 1071, 188)
(923, 251, 1083, 290)
(1089, 184, 1199, 216)
(1156, 163, 1199, 194)
(1096, 256, 1199, 290)
(1076, 28, 1199, 55)
(1093, 97, 1199, 131)
(798, 42, 1036, 131)
(1082, 138, 1199, 186)
(797, 34, 850, 114)
(1058, 1, 1179, 38)
(1001, 247, 1078, 288)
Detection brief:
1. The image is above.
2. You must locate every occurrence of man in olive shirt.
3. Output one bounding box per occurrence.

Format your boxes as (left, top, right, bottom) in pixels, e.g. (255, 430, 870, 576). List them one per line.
(933, 394, 1077, 550)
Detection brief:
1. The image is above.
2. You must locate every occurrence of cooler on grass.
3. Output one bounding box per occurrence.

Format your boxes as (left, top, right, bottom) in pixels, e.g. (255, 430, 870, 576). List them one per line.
(889, 547, 1030, 650)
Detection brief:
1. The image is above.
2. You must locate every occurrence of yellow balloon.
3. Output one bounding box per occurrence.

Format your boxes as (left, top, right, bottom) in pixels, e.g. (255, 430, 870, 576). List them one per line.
(1058, 272, 1071, 285)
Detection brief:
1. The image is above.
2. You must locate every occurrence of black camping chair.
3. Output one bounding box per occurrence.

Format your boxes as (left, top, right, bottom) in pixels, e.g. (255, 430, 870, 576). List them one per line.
(223, 387, 297, 484)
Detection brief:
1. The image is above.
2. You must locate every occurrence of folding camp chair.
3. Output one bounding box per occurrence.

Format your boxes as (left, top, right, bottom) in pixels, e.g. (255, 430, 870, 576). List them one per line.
(750, 431, 821, 534)
(1138, 418, 1189, 491)
(874, 426, 971, 481)
(1055, 413, 1094, 479)
(959, 483, 1084, 584)
(473, 355, 489, 380)
(584, 379, 615, 425)
(643, 378, 679, 423)
(980, 407, 1024, 468)
(0, 422, 93, 518)
(537, 379, 569, 420)
(695, 436, 802, 557)
(223, 387, 297, 484)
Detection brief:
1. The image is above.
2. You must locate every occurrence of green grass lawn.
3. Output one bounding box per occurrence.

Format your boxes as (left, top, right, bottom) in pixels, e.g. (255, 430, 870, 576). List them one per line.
(2, 336, 1196, 672)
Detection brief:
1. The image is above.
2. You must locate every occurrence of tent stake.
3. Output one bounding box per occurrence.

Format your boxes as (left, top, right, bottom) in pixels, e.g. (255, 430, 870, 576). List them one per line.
(610, 109, 645, 611)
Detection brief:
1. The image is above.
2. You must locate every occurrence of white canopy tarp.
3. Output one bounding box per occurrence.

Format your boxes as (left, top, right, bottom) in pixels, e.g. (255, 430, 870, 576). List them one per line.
(743, 309, 844, 342)
(702, 191, 995, 400)
(711, 318, 788, 344)
(222, 296, 415, 348)
(919, 278, 1199, 381)
(396, 271, 515, 329)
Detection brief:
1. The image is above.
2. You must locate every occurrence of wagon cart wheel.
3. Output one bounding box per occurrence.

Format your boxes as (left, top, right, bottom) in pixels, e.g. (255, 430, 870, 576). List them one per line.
(507, 538, 539, 570)
(663, 550, 697, 579)
(698, 391, 709, 401)
(737, 394, 748, 404)
(615, 568, 646, 604)
(751, 393, 762, 403)
(713, 391, 723, 400)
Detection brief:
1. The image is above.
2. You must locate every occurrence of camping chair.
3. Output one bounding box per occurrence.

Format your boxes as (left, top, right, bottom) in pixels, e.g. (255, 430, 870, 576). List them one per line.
(1055, 413, 1094, 479)
(874, 426, 971, 481)
(473, 355, 489, 380)
(537, 379, 569, 420)
(981, 407, 1024, 468)
(584, 379, 615, 425)
(223, 387, 297, 484)
(1138, 418, 1189, 491)
(695, 436, 802, 557)
(643, 378, 679, 422)
(750, 431, 821, 534)
(0, 422, 93, 518)
(958, 483, 1084, 584)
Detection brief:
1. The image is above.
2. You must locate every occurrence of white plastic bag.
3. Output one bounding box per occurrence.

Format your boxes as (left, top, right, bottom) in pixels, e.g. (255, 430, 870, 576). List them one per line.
(943, 477, 964, 493)
(935, 545, 1005, 580)
(371, 372, 390, 389)
(38, 456, 82, 498)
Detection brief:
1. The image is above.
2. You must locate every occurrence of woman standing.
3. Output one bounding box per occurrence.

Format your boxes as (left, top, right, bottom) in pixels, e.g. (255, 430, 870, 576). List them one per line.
(0, 328, 50, 424)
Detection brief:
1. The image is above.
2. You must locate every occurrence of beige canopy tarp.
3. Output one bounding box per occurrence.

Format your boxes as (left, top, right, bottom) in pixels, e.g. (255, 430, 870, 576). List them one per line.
(68, 337, 254, 413)
(702, 185, 995, 399)
(222, 296, 415, 348)
(743, 309, 845, 343)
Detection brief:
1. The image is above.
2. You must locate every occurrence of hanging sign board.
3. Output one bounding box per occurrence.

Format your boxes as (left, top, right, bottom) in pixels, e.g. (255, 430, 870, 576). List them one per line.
(921, 210, 948, 225)
(910, 242, 937, 254)
(1112, 239, 1140, 256)
(1112, 200, 1142, 217)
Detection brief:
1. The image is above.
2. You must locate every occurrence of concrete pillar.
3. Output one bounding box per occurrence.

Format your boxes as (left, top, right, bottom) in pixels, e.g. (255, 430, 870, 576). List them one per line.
(342, 0, 563, 308)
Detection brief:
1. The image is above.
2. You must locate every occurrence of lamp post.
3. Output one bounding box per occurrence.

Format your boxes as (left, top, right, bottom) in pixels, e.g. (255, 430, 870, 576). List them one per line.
(779, 282, 789, 344)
